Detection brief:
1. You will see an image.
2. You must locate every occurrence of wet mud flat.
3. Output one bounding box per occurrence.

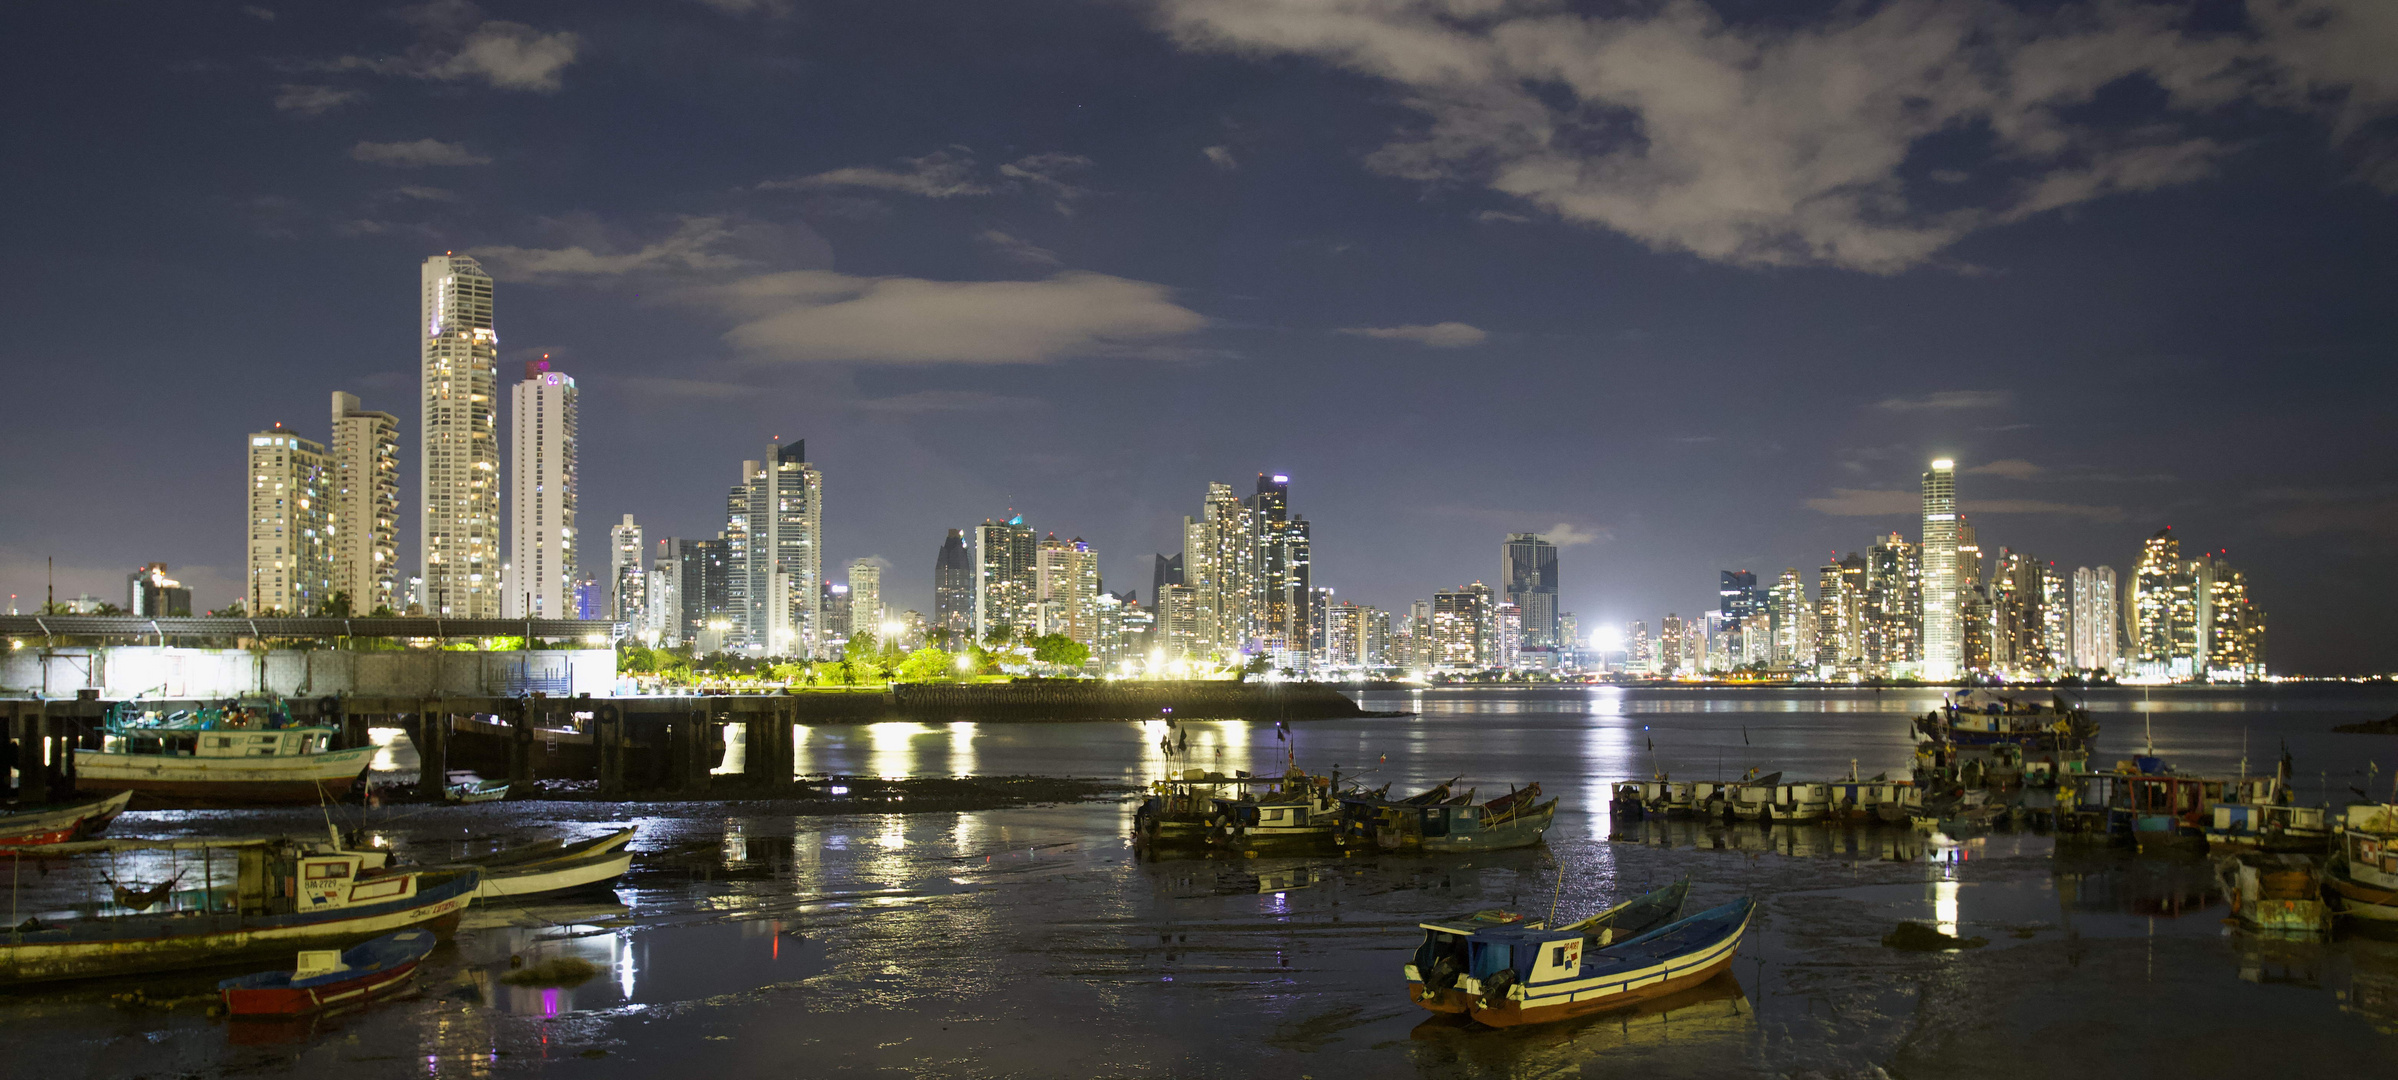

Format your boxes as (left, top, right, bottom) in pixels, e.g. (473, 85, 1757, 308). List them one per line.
(425, 773, 1134, 811)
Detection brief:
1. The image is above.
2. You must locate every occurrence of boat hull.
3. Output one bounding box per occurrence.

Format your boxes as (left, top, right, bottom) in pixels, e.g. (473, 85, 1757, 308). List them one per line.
(1408, 980, 1473, 1013)
(0, 792, 134, 847)
(1468, 940, 1741, 1028)
(474, 851, 633, 901)
(223, 958, 425, 1016)
(72, 747, 376, 805)
(2330, 874, 2398, 923)
(0, 875, 474, 986)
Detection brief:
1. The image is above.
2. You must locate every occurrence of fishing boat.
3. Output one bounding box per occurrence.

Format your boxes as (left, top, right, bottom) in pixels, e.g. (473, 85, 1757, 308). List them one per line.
(2060, 760, 2225, 849)
(2328, 803, 2398, 925)
(1728, 773, 1779, 821)
(1455, 898, 1756, 1028)
(1207, 774, 1344, 852)
(1874, 781, 1921, 824)
(1369, 784, 1557, 853)
(1768, 782, 1831, 824)
(73, 724, 376, 805)
(1137, 769, 1319, 847)
(0, 791, 133, 848)
(1915, 689, 2098, 752)
(446, 778, 511, 804)
(218, 928, 438, 1016)
(2206, 801, 2331, 853)
(1608, 780, 1649, 820)
(1405, 879, 1690, 1014)
(445, 828, 637, 900)
(2215, 853, 2331, 934)
(0, 838, 478, 986)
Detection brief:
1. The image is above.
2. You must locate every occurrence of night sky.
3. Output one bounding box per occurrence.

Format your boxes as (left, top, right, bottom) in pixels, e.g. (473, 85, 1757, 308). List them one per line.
(3, 1, 2393, 671)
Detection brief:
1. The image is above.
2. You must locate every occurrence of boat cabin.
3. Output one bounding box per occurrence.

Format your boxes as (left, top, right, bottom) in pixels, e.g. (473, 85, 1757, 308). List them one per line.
(106, 727, 334, 759)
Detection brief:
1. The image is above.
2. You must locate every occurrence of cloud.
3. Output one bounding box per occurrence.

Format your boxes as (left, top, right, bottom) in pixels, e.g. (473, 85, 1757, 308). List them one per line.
(1541, 522, 1606, 547)
(855, 390, 1049, 414)
(765, 149, 1095, 212)
(2252, 484, 2398, 538)
(690, 0, 792, 14)
(1203, 145, 1238, 170)
(1874, 390, 2011, 411)
(243, 5, 275, 21)
(610, 376, 755, 401)
(685, 270, 1206, 364)
(1338, 321, 1488, 347)
(975, 229, 1063, 267)
(387, 185, 458, 201)
(274, 84, 362, 116)
(1807, 488, 2122, 520)
(316, 3, 579, 92)
(350, 138, 491, 167)
(1152, 0, 2398, 273)
(1965, 458, 2043, 480)
(1473, 209, 1531, 224)
(468, 216, 764, 279)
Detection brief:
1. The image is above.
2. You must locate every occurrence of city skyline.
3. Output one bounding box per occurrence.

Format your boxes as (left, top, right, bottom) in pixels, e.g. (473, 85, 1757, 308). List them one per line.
(4, 3, 2393, 670)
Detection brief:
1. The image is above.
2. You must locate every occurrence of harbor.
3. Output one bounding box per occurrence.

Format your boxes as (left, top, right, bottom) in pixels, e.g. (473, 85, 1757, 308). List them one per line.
(1, 685, 2393, 1077)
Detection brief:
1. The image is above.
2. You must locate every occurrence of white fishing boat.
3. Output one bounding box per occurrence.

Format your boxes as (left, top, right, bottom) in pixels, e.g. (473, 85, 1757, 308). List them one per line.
(74, 726, 376, 805)
(2329, 803, 2398, 924)
(1768, 782, 1830, 824)
(1728, 774, 1779, 821)
(444, 828, 639, 901)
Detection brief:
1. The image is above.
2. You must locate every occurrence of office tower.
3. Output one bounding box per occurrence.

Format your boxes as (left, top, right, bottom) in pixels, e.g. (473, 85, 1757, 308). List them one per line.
(660, 537, 730, 645)
(1813, 559, 1853, 675)
(1158, 583, 1200, 659)
(329, 391, 399, 614)
(506, 360, 577, 619)
(1184, 483, 1259, 657)
(1250, 474, 1313, 656)
(822, 581, 853, 644)
(127, 564, 191, 617)
(1959, 580, 1993, 674)
(1740, 611, 1772, 667)
(1035, 535, 1100, 645)
(1656, 613, 1684, 675)
(848, 559, 884, 640)
(419, 254, 499, 617)
(934, 529, 974, 642)
(1719, 570, 1767, 624)
(2132, 528, 2194, 677)
(1431, 589, 1484, 669)
(608, 515, 644, 623)
(974, 516, 1039, 641)
(2041, 564, 2070, 676)
(2071, 566, 2120, 672)
(645, 564, 677, 645)
(1494, 602, 1524, 670)
(1320, 601, 1366, 667)
(246, 425, 334, 614)
(1989, 548, 2051, 676)
(1362, 608, 1391, 668)
(1955, 516, 1984, 587)
(733, 441, 823, 656)
(1861, 534, 1920, 677)
(1769, 568, 1810, 670)
(1150, 552, 1183, 611)
(1496, 533, 1563, 648)
(1918, 459, 1959, 680)
(1407, 599, 1432, 669)
(1629, 620, 1652, 674)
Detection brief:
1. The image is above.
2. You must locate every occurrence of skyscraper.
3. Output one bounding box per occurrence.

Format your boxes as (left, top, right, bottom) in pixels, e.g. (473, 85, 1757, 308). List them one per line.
(1770, 568, 1812, 670)
(934, 529, 973, 642)
(2133, 527, 2193, 677)
(734, 441, 823, 656)
(246, 425, 333, 615)
(610, 515, 644, 624)
(1815, 555, 1866, 676)
(1863, 534, 1920, 677)
(660, 537, 731, 646)
(2194, 552, 2265, 679)
(1430, 589, 1484, 669)
(848, 559, 884, 640)
(1184, 483, 1258, 657)
(329, 391, 398, 614)
(506, 360, 577, 619)
(2070, 565, 2120, 672)
(419, 254, 499, 617)
(1503, 533, 1562, 647)
(1250, 474, 1313, 659)
(974, 516, 1038, 641)
(1919, 458, 1959, 680)
(127, 564, 191, 617)
(1035, 535, 1100, 645)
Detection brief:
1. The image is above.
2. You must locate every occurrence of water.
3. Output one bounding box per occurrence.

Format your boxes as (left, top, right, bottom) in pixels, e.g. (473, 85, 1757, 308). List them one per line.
(4, 685, 2395, 1077)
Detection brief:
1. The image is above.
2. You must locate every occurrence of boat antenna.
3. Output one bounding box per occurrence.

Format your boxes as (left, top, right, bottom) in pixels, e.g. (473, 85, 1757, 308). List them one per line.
(1546, 864, 1566, 928)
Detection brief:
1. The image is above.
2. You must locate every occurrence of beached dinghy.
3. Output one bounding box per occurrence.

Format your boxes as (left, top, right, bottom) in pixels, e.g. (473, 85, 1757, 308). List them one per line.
(219, 929, 438, 1016)
(0, 791, 133, 848)
(1458, 898, 1756, 1028)
(436, 828, 638, 901)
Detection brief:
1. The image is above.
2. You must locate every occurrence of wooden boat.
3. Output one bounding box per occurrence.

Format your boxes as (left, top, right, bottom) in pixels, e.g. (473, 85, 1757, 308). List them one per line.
(2205, 801, 2331, 853)
(1768, 782, 1831, 824)
(74, 726, 375, 805)
(218, 928, 438, 1016)
(446, 778, 511, 804)
(1456, 898, 1756, 1027)
(1207, 771, 1344, 851)
(1136, 769, 1314, 846)
(2329, 803, 2398, 925)
(445, 828, 637, 901)
(2216, 853, 2330, 934)
(0, 791, 133, 848)
(2060, 764, 2224, 848)
(0, 838, 477, 986)
(1915, 689, 2098, 752)
(1728, 773, 1780, 821)
(1371, 785, 1557, 853)
(1406, 879, 1690, 1014)
(1608, 780, 1649, 820)
(1875, 781, 1921, 824)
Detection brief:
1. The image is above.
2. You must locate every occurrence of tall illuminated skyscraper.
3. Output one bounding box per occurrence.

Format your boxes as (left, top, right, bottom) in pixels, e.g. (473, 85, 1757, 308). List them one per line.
(329, 391, 398, 614)
(1183, 482, 1258, 657)
(1035, 535, 1099, 646)
(1503, 533, 1561, 647)
(2070, 565, 2119, 672)
(974, 516, 1038, 641)
(733, 441, 822, 656)
(1919, 459, 1959, 680)
(507, 360, 577, 618)
(934, 530, 973, 641)
(419, 254, 499, 617)
(1249, 474, 1312, 659)
(848, 559, 884, 639)
(246, 425, 333, 614)
(609, 515, 644, 623)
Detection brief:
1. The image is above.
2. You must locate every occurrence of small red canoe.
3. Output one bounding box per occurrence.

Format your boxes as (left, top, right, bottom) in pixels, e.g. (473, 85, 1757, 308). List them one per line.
(218, 929, 438, 1016)
(0, 791, 134, 848)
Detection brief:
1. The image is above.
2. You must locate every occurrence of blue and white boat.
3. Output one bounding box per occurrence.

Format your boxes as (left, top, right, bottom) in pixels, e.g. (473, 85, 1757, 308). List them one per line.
(1451, 897, 1755, 1028)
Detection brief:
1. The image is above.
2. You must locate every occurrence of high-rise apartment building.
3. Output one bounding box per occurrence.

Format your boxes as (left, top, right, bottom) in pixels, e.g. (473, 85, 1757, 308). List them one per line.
(1863, 534, 1920, 677)
(2194, 553, 2265, 679)
(1989, 548, 2052, 677)
(934, 529, 973, 641)
(1629, 619, 1652, 674)
(419, 254, 499, 617)
(732, 441, 823, 656)
(1184, 483, 1258, 657)
(1034, 535, 1099, 645)
(329, 392, 398, 614)
(2133, 528, 2194, 677)
(1658, 613, 1685, 675)
(1769, 568, 1812, 670)
(246, 425, 334, 615)
(2041, 563, 2070, 676)
(609, 515, 644, 624)
(1431, 589, 1485, 669)
(2070, 565, 2120, 672)
(1250, 474, 1313, 657)
(506, 360, 577, 619)
(1158, 584, 1200, 659)
(848, 559, 884, 640)
(974, 516, 1039, 642)
(1919, 459, 1959, 680)
(659, 537, 730, 645)
(1815, 555, 1866, 675)
(1503, 533, 1562, 648)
